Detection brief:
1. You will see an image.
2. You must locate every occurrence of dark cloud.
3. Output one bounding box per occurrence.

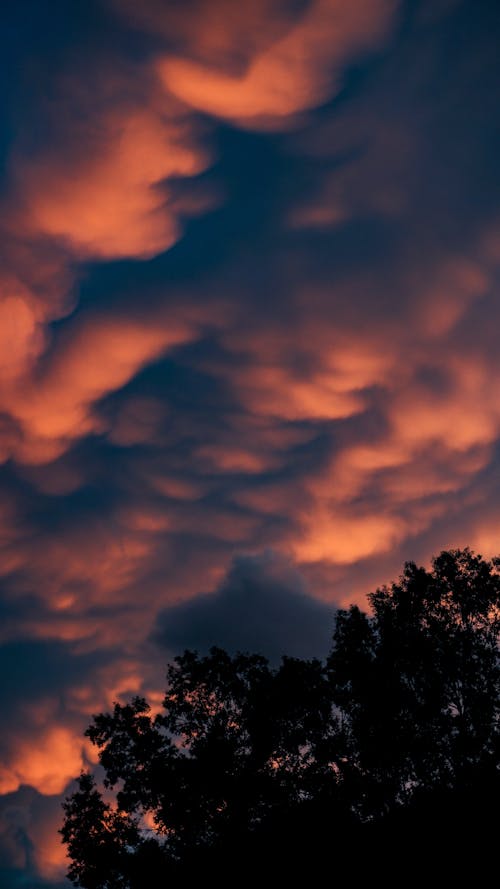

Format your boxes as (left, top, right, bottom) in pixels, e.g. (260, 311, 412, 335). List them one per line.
(154, 551, 335, 662)
(0, 787, 70, 887)
(0, 638, 113, 712)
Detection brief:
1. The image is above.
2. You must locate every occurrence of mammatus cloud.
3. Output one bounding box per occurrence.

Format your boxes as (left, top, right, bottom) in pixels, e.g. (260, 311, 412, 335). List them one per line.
(1, 42, 216, 469)
(158, 0, 398, 128)
(0, 728, 90, 798)
(12, 95, 210, 261)
(0, 0, 399, 470)
(111, 0, 398, 127)
(6, 309, 206, 464)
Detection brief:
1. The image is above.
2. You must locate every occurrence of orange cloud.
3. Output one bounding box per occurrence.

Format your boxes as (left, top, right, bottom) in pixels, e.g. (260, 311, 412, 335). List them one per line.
(10, 61, 211, 261)
(204, 234, 500, 568)
(0, 55, 217, 473)
(0, 726, 85, 796)
(221, 321, 393, 421)
(4, 310, 200, 464)
(389, 355, 500, 452)
(0, 286, 43, 383)
(31, 812, 69, 882)
(158, 0, 398, 128)
(293, 510, 409, 564)
(16, 106, 209, 260)
(0, 239, 74, 394)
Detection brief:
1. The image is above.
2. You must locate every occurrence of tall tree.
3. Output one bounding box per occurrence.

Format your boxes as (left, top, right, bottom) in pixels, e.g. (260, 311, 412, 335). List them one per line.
(62, 549, 500, 886)
(62, 649, 338, 885)
(327, 547, 500, 816)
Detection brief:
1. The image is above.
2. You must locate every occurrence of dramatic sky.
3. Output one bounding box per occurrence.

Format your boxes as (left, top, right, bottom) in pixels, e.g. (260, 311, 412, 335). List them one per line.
(0, 0, 499, 883)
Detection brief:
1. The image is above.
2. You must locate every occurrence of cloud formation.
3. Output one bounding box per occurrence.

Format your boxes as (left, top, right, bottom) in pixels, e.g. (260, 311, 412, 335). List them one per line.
(158, 0, 398, 127)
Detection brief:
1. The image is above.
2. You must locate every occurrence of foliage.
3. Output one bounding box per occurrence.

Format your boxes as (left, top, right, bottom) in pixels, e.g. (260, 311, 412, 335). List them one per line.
(62, 548, 500, 885)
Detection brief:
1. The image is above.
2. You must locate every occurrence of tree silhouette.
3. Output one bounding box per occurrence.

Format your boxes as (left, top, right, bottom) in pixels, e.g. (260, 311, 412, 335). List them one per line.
(63, 650, 339, 885)
(62, 548, 500, 885)
(328, 548, 500, 817)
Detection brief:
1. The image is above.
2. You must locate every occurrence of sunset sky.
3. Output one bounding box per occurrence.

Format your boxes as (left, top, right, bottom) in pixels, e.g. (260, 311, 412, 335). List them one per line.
(1, 0, 499, 884)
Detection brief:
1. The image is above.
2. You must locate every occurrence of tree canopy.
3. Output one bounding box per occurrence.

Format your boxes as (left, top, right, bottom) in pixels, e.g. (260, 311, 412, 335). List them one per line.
(62, 548, 500, 886)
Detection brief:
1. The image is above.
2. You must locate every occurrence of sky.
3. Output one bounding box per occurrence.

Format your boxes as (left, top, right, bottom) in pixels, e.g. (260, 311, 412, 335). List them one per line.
(0, 0, 499, 883)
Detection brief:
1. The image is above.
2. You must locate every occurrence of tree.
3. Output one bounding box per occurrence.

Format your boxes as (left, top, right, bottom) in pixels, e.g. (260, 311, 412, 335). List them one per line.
(327, 548, 500, 818)
(62, 649, 339, 886)
(62, 549, 500, 886)
(62, 772, 142, 889)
